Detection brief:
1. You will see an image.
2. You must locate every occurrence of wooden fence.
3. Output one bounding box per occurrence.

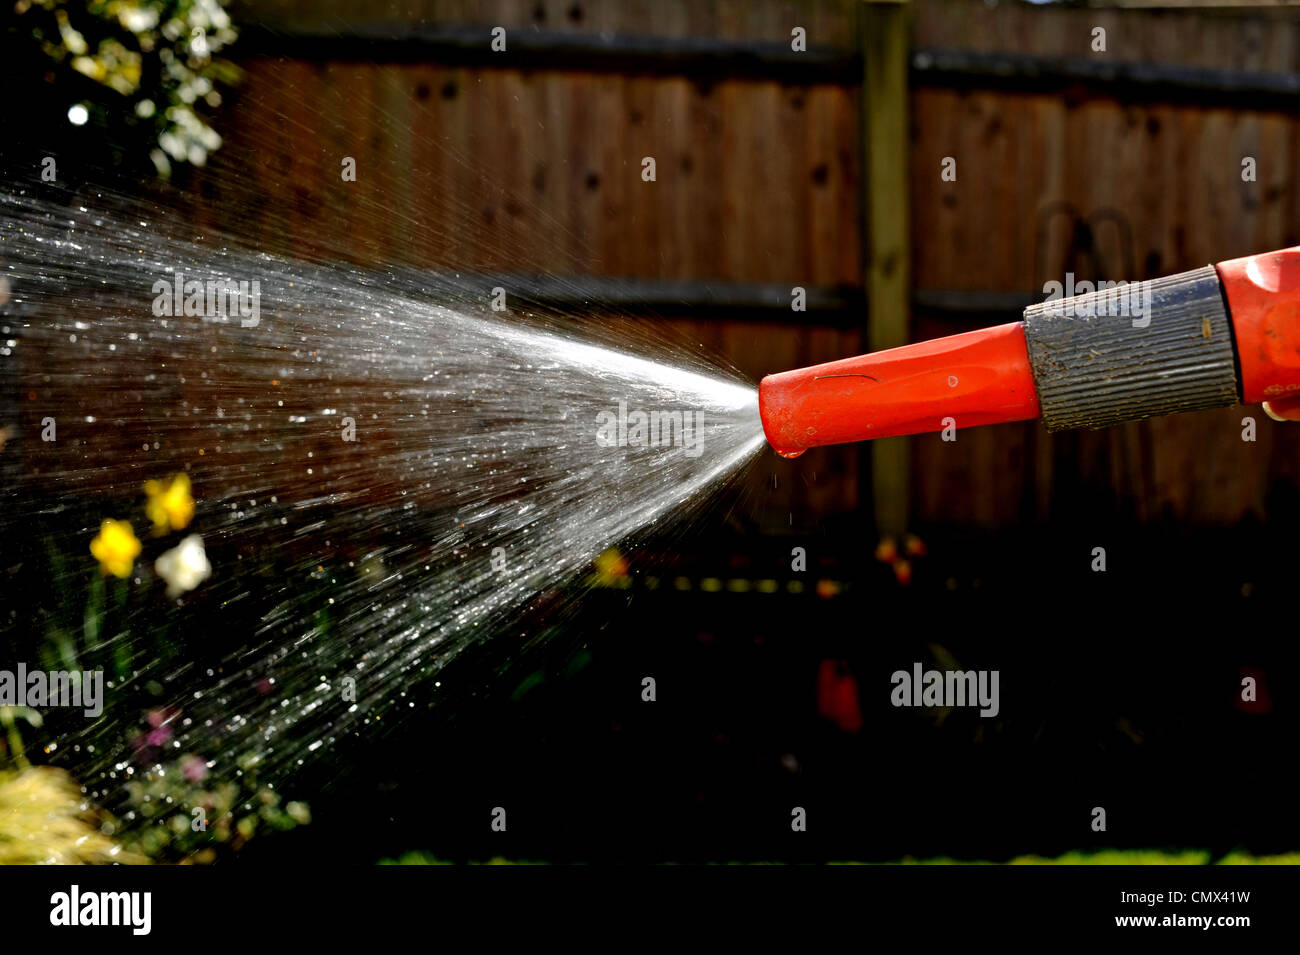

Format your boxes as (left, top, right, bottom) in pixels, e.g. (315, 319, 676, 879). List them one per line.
(185, 0, 1300, 533)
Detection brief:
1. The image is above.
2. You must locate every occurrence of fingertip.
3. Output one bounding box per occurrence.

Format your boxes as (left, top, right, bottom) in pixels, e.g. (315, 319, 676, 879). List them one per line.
(1263, 397, 1300, 422)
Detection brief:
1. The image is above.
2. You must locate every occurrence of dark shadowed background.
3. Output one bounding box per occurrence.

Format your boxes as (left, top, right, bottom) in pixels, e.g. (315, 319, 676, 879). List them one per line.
(3, 0, 1297, 862)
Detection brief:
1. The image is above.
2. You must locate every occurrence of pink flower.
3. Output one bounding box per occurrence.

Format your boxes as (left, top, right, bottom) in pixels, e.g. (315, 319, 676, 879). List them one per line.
(146, 707, 178, 728)
(181, 754, 208, 783)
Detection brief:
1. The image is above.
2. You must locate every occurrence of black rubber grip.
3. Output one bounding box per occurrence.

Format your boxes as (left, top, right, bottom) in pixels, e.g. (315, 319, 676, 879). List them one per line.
(1021, 265, 1240, 432)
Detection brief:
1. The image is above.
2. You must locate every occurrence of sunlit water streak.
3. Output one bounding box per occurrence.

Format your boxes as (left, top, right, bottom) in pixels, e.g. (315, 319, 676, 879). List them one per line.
(0, 189, 765, 822)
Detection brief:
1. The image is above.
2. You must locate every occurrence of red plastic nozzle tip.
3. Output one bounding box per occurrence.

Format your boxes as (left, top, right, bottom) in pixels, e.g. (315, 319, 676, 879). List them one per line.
(758, 322, 1041, 454)
(1216, 246, 1300, 405)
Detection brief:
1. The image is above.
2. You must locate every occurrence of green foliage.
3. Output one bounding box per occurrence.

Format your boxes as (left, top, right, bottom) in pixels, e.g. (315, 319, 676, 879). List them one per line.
(380, 852, 543, 865)
(1216, 851, 1300, 866)
(0, 705, 41, 770)
(382, 850, 1300, 865)
(10, 491, 312, 864)
(380, 852, 456, 866)
(13, 0, 241, 175)
(0, 765, 149, 864)
(121, 755, 310, 863)
(890, 850, 1297, 865)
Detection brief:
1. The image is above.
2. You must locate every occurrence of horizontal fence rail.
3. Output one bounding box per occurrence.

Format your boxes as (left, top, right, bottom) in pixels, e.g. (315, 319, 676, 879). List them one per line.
(239, 23, 1300, 107)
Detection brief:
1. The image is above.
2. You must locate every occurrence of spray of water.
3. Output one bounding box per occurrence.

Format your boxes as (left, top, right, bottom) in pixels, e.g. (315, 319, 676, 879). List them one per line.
(0, 187, 765, 828)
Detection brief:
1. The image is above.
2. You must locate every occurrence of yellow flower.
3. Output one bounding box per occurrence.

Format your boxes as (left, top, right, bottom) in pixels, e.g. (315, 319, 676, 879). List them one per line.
(90, 519, 141, 578)
(144, 473, 195, 533)
(593, 547, 629, 585)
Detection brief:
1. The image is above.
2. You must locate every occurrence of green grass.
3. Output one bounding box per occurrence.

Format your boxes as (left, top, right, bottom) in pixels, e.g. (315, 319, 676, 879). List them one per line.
(380, 849, 1300, 865)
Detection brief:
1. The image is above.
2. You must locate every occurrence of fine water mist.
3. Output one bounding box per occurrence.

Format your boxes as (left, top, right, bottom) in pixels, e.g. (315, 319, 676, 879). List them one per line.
(0, 186, 766, 835)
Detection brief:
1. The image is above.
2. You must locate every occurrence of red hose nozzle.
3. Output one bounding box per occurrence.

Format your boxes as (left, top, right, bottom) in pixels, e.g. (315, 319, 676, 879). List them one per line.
(758, 322, 1040, 456)
(760, 246, 1300, 455)
(1216, 246, 1300, 405)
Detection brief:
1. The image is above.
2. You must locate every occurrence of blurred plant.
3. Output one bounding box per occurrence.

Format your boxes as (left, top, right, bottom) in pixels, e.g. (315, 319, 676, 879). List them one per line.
(0, 705, 42, 771)
(593, 547, 630, 586)
(893, 849, 1300, 865)
(68, 476, 207, 683)
(17, 473, 309, 863)
(0, 707, 148, 864)
(0, 764, 149, 864)
(385, 849, 1300, 865)
(120, 724, 309, 863)
(875, 533, 926, 586)
(11, 0, 242, 176)
(381, 852, 540, 865)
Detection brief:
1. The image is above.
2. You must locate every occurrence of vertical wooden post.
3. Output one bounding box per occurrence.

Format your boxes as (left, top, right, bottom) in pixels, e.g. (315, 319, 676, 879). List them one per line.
(860, 0, 911, 539)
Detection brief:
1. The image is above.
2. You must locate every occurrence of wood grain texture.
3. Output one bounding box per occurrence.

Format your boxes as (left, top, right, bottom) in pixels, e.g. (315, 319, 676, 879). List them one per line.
(183, 0, 1300, 531)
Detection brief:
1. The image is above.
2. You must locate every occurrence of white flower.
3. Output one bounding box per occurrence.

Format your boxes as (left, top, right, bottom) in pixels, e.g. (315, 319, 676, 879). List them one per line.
(155, 534, 211, 599)
(118, 8, 160, 33)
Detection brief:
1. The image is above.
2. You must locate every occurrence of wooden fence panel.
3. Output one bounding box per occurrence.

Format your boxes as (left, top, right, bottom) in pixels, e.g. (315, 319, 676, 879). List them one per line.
(187, 0, 1300, 532)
